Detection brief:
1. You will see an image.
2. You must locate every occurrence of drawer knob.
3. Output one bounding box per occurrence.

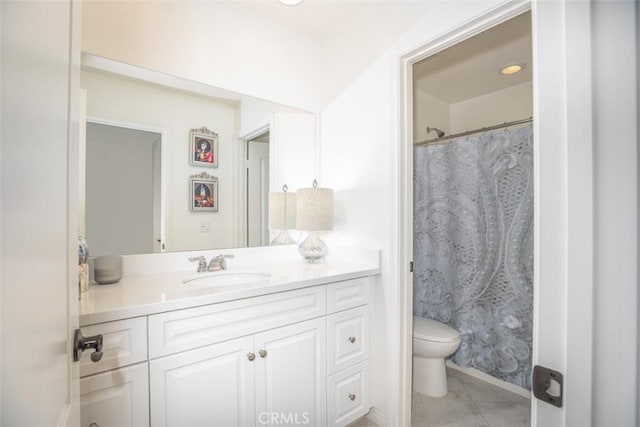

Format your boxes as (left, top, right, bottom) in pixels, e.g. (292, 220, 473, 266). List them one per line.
(247, 352, 256, 361)
(348, 393, 356, 401)
(348, 336, 356, 344)
(89, 424, 100, 427)
(258, 349, 267, 358)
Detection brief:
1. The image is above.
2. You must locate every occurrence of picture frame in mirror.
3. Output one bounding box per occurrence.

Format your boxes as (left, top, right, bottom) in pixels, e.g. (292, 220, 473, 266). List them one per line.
(190, 171, 218, 212)
(190, 127, 218, 168)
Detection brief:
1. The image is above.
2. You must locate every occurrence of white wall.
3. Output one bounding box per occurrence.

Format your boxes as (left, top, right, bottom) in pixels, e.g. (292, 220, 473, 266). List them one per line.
(82, 0, 319, 112)
(82, 70, 238, 252)
(271, 112, 317, 192)
(449, 81, 532, 133)
(413, 90, 450, 142)
(318, 2, 434, 109)
(413, 82, 533, 142)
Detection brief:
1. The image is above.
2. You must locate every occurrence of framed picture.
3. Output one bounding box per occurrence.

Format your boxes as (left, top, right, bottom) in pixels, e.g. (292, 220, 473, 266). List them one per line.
(190, 171, 218, 212)
(190, 127, 218, 168)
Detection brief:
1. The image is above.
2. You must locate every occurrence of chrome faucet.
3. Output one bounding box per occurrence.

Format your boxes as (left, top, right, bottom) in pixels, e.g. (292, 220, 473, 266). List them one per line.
(189, 254, 234, 272)
(188, 255, 207, 273)
(207, 254, 234, 271)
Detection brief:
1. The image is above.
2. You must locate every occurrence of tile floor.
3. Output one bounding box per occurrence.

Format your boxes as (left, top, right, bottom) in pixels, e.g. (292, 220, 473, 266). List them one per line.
(349, 368, 531, 427)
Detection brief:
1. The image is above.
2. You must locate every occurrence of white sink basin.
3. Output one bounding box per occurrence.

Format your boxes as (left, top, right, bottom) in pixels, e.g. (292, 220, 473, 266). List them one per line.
(183, 272, 271, 288)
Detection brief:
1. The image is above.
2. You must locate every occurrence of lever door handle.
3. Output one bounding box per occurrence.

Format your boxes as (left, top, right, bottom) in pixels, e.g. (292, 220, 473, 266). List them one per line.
(73, 329, 103, 363)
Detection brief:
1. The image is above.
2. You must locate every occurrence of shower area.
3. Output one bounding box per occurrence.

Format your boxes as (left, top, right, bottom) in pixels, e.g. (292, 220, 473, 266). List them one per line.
(412, 12, 534, 392)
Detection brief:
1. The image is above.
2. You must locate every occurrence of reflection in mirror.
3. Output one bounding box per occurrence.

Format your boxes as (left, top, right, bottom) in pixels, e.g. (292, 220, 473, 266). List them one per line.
(246, 128, 270, 247)
(79, 54, 316, 256)
(85, 122, 162, 256)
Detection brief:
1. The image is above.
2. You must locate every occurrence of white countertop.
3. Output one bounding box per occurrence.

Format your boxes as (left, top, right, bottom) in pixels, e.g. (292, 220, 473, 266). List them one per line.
(80, 246, 380, 325)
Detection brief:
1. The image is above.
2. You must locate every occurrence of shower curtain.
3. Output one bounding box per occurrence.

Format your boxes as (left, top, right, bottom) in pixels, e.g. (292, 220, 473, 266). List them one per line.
(413, 125, 534, 390)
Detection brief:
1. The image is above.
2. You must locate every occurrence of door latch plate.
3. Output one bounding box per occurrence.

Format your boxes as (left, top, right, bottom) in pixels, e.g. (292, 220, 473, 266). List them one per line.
(533, 365, 563, 407)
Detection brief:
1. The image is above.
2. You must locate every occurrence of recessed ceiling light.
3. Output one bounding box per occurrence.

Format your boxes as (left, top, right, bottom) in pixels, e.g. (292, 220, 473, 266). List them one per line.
(279, 0, 303, 5)
(500, 63, 525, 75)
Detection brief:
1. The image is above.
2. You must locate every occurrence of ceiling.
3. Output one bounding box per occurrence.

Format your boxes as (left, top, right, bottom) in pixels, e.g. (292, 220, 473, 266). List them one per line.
(225, 2, 531, 104)
(227, 0, 366, 42)
(413, 12, 532, 104)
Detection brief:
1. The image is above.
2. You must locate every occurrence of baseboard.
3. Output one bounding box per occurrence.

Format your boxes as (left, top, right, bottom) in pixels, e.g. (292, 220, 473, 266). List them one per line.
(365, 406, 387, 426)
(445, 360, 532, 399)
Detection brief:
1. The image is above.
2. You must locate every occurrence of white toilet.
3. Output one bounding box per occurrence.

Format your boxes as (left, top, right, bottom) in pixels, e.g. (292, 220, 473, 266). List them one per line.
(413, 316, 461, 397)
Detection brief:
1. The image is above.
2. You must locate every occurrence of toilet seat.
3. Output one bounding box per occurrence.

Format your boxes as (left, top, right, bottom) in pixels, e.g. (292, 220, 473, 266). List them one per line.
(413, 317, 459, 343)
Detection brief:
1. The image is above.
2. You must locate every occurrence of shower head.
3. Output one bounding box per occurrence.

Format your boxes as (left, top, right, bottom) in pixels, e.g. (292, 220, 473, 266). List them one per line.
(427, 126, 445, 138)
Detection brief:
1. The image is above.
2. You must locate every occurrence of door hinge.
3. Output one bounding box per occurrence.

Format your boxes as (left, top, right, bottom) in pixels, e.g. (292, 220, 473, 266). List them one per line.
(409, 261, 414, 273)
(533, 365, 563, 407)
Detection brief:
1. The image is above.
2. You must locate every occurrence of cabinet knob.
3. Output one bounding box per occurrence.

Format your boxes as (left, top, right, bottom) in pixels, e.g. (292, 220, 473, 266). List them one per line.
(348, 393, 356, 401)
(247, 352, 256, 361)
(89, 423, 100, 427)
(258, 349, 267, 358)
(348, 336, 356, 344)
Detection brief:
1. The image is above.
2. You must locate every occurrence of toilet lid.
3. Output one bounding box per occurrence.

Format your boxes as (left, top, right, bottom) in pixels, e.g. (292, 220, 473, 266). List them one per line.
(413, 317, 459, 343)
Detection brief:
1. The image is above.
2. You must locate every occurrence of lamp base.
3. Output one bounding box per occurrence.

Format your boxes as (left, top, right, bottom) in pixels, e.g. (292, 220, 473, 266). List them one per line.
(271, 229, 296, 246)
(298, 232, 328, 263)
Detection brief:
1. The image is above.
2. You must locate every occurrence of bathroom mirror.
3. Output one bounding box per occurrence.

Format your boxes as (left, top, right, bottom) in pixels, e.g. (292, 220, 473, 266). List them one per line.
(80, 54, 317, 256)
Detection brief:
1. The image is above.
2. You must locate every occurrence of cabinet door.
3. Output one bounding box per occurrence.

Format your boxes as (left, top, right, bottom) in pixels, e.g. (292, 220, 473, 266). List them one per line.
(255, 318, 327, 427)
(149, 336, 255, 427)
(80, 363, 149, 427)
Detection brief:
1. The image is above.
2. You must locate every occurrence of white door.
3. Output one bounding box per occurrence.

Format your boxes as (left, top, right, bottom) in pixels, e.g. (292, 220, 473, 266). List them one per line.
(254, 318, 327, 427)
(247, 139, 270, 247)
(85, 122, 160, 256)
(149, 336, 255, 427)
(80, 363, 149, 427)
(0, 0, 81, 425)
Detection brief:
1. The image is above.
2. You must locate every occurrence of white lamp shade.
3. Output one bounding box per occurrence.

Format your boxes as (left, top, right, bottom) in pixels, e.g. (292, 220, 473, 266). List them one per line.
(269, 192, 297, 230)
(296, 187, 334, 231)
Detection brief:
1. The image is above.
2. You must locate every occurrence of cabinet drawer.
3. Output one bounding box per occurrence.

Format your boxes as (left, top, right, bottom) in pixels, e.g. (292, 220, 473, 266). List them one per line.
(149, 286, 326, 358)
(327, 277, 370, 314)
(327, 361, 369, 427)
(327, 306, 369, 375)
(80, 317, 147, 377)
(80, 362, 149, 427)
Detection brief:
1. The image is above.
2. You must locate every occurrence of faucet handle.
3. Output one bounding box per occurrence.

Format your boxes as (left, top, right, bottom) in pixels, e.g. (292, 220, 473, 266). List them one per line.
(189, 255, 207, 272)
(208, 254, 234, 271)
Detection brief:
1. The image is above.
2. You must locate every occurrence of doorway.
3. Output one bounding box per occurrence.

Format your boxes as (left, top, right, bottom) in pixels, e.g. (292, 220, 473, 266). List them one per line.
(84, 121, 163, 255)
(246, 129, 270, 247)
(409, 11, 533, 426)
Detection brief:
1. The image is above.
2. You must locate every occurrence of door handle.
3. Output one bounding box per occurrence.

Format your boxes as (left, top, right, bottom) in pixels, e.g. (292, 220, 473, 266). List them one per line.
(73, 329, 103, 362)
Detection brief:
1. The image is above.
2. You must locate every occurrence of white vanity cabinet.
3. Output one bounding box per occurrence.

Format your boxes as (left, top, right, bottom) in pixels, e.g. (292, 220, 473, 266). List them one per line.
(79, 275, 374, 427)
(78, 317, 150, 427)
(150, 318, 327, 427)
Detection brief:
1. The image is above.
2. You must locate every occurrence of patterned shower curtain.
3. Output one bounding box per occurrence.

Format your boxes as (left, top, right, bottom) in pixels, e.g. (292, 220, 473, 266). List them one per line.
(413, 125, 534, 390)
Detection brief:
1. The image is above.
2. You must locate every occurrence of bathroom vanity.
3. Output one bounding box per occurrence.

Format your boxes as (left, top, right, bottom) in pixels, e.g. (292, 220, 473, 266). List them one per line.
(78, 246, 379, 427)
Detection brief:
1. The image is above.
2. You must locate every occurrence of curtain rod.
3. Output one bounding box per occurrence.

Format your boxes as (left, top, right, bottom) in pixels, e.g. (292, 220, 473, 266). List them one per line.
(414, 117, 533, 147)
